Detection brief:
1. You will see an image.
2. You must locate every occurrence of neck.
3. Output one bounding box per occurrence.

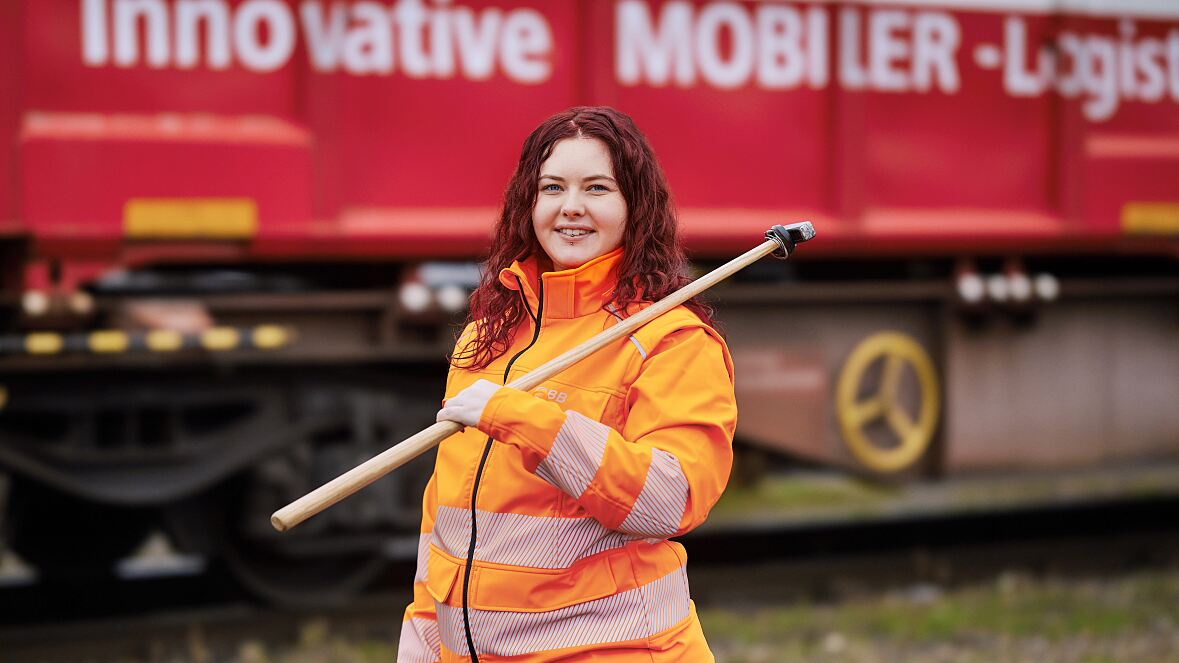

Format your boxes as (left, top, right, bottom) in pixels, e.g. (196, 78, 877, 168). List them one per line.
(535, 254, 554, 289)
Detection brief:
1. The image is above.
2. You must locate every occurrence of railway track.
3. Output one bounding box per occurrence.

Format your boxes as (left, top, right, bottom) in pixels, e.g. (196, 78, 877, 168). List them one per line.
(688, 492, 1179, 606)
(1, 489, 1177, 661)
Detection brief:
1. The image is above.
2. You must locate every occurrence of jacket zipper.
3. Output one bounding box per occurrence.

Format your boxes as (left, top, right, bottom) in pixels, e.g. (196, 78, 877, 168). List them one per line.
(462, 275, 543, 661)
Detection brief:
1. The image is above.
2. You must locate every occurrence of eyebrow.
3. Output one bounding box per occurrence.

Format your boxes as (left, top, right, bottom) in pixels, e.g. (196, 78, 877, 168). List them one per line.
(539, 174, 617, 182)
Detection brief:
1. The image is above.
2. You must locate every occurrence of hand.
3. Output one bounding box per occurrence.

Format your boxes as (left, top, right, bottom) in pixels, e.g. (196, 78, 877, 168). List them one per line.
(437, 379, 501, 428)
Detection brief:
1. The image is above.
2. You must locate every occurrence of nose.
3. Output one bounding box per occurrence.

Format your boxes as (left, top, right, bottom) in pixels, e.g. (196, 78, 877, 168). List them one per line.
(560, 191, 585, 218)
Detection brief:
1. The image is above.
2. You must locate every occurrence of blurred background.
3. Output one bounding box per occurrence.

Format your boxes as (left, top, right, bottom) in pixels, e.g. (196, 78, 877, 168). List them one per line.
(1, 0, 1177, 661)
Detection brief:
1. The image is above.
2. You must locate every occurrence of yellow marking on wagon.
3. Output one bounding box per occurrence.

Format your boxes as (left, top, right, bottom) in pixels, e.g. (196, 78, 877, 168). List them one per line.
(25, 332, 64, 355)
(201, 327, 240, 351)
(124, 198, 258, 239)
(146, 329, 184, 352)
(1122, 202, 1179, 235)
(88, 330, 129, 353)
(836, 331, 940, 474)
(252, 325, 291, 349)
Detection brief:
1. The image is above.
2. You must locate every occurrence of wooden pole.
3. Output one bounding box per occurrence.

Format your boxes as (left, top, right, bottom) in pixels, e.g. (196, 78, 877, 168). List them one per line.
(271, 224, 812, 532)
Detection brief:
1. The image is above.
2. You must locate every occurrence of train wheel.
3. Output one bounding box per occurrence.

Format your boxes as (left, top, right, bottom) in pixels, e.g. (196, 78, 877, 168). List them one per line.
(206, 388, 437, 607)
(836, 331, 941, 474)
(201, 472, 387, 608)
(157, 480, 387, 608)
(220, 532, 387, 609)
(5, 477, 152, 578)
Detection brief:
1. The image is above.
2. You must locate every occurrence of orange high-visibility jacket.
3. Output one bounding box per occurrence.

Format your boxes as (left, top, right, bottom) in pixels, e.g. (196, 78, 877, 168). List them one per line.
(398, 248, 738, 662)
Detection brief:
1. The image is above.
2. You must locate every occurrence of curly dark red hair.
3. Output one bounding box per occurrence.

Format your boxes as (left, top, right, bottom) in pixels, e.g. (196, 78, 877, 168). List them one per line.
(452, 106, 715, 370)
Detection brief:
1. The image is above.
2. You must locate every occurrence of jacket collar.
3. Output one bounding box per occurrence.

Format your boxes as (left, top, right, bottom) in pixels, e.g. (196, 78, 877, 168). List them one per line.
(499, 248, 624, 321)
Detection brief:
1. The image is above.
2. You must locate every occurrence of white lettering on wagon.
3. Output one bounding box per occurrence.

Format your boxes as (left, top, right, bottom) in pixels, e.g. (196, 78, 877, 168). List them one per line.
(616, 0, 829, 89)
(837, 7, 961, 93)
(77, 1, 1179, 121)
(615, 0, 1179, 122)
(80, 0, 553, 82)
(616, 1, 956, 92)
(996, 16, 1179, 121)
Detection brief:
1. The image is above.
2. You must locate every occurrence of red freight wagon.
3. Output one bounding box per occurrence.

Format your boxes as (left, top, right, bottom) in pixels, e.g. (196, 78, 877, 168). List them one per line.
(0, 0, 1176, 602)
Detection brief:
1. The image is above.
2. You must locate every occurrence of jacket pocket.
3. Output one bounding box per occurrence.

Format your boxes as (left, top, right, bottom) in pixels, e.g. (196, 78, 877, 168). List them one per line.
(428, 532, 638, 613)
(425, 545, 462, 606)
(469, 550, 624, 613)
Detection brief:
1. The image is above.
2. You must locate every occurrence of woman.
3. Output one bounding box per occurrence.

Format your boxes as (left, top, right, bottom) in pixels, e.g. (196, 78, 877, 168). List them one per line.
(398, 107, 737, 662)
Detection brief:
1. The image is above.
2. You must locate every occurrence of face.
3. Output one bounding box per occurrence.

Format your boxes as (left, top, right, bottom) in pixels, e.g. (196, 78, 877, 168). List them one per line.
(532, 138, 627, 272)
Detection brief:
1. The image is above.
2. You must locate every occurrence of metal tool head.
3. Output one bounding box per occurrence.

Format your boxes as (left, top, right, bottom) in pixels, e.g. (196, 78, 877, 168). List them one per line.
(765, 222, 816, 258)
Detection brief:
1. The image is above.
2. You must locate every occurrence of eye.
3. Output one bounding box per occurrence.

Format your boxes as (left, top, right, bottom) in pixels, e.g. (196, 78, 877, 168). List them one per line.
(587, 183, 611, 192)
(540, 183, 562, 192)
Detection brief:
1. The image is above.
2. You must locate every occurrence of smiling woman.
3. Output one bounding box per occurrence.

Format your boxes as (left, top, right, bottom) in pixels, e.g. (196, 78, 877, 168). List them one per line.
(532, 138, 628, 272)
(399, 107, 737, 662)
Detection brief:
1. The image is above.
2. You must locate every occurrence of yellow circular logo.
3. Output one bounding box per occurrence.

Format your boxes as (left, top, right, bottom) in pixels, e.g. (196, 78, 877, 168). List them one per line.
(836, 331, 940, 473)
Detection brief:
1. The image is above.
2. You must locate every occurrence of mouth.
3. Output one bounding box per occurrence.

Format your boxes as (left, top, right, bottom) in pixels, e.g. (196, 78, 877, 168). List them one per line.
(556, 228, 594, 238)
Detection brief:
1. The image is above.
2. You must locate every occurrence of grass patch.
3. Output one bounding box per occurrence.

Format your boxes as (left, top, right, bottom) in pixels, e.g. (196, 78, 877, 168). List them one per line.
(708, 474, 899, 523)
(700, 569, 1179, 657)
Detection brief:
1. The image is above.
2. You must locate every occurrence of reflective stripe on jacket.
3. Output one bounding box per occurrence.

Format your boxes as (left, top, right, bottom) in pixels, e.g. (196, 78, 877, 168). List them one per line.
(398, 248, 737, 662)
